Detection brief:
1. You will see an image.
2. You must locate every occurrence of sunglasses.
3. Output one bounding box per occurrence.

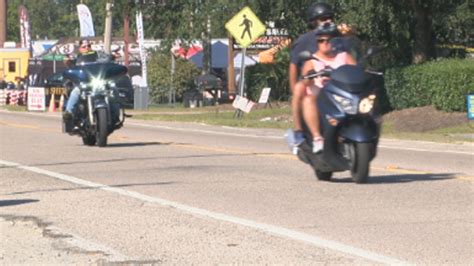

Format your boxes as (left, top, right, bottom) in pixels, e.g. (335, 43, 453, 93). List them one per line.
(317, 38, 331, 44)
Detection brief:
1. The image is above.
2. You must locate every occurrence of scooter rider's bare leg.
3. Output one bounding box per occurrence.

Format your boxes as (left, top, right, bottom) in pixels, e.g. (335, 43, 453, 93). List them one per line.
(291, 81, 307, 144)
(291, 81, 306, 131)
(302, 95, 324, 153)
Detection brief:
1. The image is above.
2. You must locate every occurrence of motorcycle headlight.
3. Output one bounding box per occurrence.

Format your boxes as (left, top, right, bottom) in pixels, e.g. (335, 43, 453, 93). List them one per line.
(333, 94, 356, 114)
(79, 82, 88, 89)
(90, 77, 106, 92)
(107, 80, 116, 88)
(359, 94, 376, 114)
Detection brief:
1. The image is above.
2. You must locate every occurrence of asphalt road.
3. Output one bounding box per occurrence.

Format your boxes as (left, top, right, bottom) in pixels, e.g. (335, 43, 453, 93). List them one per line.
(1, 110, 473, 264)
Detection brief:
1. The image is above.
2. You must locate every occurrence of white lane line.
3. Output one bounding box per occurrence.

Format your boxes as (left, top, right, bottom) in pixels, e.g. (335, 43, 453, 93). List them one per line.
(1, 159, 408, 265)
(377, 145, 473, 155)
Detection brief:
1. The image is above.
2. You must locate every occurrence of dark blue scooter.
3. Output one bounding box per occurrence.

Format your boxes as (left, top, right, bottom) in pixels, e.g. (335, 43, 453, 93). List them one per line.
(291, 40, 383, 183)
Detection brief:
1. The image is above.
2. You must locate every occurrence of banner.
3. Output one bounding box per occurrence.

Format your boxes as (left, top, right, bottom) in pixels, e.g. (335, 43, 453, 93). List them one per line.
(18, 5, 31, 50)
(136, 11, 147, 87)
(77, 4, 95, 37)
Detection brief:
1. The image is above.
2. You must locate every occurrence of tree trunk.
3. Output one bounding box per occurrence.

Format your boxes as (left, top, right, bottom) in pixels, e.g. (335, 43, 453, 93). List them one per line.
(411, 0, 435, 64)
(0, 0, 6, 47)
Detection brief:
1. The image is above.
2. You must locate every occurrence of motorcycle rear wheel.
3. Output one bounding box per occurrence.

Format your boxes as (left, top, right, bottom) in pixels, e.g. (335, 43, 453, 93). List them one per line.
(350, 143, 370, 184)
(96, 108, 108, 147)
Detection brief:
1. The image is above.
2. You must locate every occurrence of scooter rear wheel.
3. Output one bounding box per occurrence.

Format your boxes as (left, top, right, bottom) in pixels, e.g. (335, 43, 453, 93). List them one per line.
(315, 170, 332, 181)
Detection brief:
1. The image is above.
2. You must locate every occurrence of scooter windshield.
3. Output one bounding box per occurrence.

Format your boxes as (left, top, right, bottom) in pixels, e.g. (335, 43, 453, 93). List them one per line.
(330, 36, 364, 63)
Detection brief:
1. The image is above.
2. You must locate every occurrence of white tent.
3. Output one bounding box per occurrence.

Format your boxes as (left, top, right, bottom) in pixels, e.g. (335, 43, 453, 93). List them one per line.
(233, 53, 258, 68)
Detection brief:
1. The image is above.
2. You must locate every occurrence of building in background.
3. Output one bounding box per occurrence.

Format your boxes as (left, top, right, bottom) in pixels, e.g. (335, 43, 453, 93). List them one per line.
(0, 44, 30, 83)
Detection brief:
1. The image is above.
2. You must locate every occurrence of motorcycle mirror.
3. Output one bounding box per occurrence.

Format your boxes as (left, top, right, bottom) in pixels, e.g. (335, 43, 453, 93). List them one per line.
(366, 47, 378, 57)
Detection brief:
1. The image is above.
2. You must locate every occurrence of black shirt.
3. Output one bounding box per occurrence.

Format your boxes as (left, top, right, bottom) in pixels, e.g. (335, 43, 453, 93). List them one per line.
(290, 29, 318, 68)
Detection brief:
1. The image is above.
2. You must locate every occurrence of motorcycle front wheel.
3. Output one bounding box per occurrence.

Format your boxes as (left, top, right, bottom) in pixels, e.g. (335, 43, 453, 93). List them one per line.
(350, 143, 371, 184)
(96, 108, 108, 147)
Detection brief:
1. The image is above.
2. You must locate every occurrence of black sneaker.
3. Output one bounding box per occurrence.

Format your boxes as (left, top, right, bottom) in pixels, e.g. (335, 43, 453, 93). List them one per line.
(62, 111, 73, 121)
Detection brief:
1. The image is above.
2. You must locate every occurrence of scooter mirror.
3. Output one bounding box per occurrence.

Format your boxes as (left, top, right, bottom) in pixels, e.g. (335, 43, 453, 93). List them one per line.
(298, 51, 314, 62)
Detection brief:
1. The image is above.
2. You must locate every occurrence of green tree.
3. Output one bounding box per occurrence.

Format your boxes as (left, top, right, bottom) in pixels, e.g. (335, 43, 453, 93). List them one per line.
(147, 48, 200, 103)
(6, 0, 137, 42)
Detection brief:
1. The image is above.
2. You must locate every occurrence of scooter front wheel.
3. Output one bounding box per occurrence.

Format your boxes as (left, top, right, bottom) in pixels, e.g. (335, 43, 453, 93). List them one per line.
(350, 143, 371, 184)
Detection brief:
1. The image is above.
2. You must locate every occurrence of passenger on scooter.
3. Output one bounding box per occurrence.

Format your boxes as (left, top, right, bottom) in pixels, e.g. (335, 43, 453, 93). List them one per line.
(289, 3, 354, 147)
(301, 23, 356, 153)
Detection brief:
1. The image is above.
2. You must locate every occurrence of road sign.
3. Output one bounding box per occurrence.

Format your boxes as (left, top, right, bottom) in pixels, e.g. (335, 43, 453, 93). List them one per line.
(258, 87, 271, 104)
(225, 6, 266, 48)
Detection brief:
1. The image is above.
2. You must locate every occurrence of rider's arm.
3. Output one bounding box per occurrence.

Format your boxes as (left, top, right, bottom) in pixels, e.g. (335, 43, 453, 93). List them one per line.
(345, 52, 357, 65)
(300, 61, 314, 87)
(289, 63, 298, 93)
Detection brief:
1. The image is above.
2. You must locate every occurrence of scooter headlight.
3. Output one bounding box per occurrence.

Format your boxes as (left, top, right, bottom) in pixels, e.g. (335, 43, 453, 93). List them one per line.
(332, 94, 356, 114)
(359, 94, 376, 114)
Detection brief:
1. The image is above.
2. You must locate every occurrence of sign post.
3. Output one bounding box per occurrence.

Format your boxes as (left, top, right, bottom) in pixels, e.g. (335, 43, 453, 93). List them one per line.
(225, 6, 266, 118)
(467, 94, 474, 120)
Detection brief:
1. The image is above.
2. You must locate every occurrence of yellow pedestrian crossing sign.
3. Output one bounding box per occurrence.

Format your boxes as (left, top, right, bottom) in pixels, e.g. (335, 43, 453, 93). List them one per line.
(225, 6, 266, 48)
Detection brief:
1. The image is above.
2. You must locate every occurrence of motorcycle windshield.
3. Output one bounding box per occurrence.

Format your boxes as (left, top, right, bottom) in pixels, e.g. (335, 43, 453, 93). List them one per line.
(63, 62, 128, 83)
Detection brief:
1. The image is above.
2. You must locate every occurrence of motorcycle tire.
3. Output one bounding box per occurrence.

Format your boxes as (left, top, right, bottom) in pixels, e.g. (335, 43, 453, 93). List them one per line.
(82, 134, 96, 146)
(351, 143, 370, 184)
(96, 108, 108, 147)
(315, 170, 332, 181)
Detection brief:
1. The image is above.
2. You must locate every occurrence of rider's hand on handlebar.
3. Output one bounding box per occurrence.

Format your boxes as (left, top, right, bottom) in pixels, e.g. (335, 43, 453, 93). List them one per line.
(338, 23, 355, 36)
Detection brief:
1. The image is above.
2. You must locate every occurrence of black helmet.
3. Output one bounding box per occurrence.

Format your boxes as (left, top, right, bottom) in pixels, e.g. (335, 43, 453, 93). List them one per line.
(306, 3, 334, 22)
(315, 22, 339, 37)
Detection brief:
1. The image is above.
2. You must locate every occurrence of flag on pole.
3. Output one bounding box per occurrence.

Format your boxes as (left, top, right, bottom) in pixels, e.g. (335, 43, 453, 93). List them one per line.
(76, 4, 95, 37)
(18, 5, 31, 50)
(136, 11, 147, 87)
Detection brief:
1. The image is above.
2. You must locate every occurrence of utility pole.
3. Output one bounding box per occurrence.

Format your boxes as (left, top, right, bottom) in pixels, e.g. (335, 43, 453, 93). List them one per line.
(104, 1, 113, 54)
(0, 0, 6, 47)
(227, 33, 235, 95)
(124, 14, 129, 66)
(202, 14, 211, 75)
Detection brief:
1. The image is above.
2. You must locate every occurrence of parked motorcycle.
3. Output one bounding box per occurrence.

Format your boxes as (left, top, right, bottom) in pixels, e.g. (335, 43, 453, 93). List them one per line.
(62, 54, 130, 147)
(288, 37, 383, 183)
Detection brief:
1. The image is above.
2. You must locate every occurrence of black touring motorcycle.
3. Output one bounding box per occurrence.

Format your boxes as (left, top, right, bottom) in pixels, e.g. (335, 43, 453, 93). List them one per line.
(289, 37, 383, 183)
(62, 54, 131, 147)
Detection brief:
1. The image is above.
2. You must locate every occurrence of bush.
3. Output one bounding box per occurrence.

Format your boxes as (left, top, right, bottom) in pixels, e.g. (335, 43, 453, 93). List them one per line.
(245, 48, 290, 102)
(384, 59, 474, 112)
(148, 50, 200, 104)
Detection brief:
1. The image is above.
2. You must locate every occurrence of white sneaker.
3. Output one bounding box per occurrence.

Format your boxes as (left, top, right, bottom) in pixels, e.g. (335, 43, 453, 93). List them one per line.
(312, 137, 323, 153)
